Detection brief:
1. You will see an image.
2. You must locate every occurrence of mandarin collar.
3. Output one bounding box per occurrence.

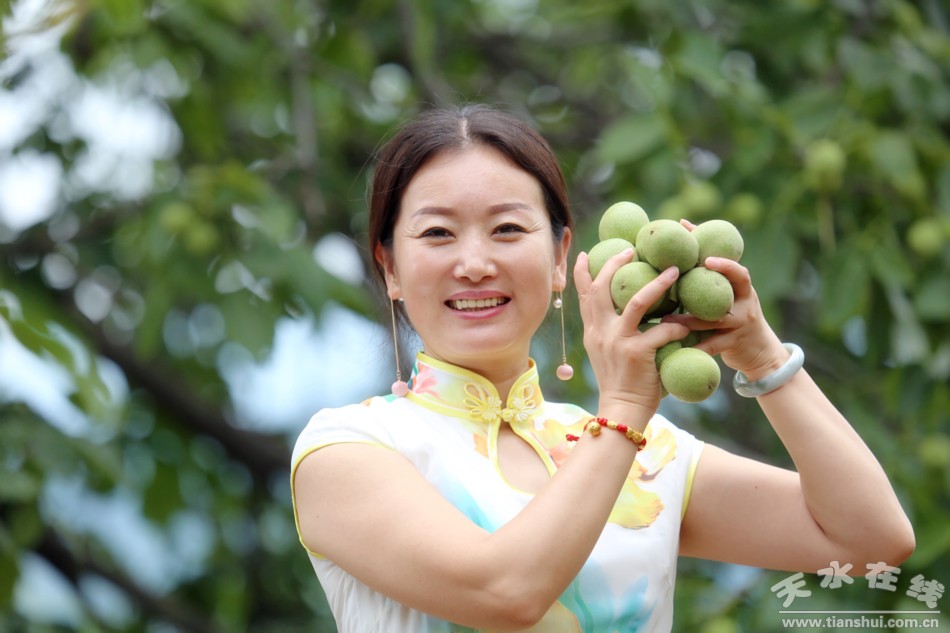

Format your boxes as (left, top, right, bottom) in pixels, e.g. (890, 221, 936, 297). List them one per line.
(404, 352, 544, 426)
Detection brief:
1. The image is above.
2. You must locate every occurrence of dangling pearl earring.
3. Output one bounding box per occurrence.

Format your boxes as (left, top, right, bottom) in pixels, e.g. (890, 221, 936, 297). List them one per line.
(390, 298, 409, 397)
(554, 291, 574, 381)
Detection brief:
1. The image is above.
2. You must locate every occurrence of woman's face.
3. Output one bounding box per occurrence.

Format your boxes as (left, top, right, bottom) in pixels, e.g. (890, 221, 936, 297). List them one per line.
(377, 144, 571, 376)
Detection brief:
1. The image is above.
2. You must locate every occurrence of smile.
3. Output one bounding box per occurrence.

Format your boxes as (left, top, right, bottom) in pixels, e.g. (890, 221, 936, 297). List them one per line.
(447, 297, 510, 311)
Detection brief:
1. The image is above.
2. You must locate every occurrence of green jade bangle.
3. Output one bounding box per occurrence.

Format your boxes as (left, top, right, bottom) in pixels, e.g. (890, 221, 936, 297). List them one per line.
(733, 342, 805, 398)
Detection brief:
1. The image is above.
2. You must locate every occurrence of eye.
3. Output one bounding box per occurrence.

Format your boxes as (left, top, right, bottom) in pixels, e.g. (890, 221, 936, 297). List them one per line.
(420, 227, 452, 239)
(495, 223, 526, 235)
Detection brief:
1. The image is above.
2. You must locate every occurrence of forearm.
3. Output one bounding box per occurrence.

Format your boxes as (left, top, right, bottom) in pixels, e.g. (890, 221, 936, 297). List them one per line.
(755, 368, 914, 562)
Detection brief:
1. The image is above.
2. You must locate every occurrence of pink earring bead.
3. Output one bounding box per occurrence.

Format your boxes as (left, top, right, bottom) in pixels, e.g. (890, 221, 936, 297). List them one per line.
(391, 380, 409, 397)
(556, 364, 574, 381)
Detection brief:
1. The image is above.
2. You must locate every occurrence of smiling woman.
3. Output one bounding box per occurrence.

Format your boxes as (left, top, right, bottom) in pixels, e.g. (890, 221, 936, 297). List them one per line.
(289, 104, 913, 632)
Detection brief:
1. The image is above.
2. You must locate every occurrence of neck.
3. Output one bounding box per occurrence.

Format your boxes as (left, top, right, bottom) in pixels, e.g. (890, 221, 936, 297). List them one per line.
(423, 352, 531, 402)
(484, 367, 527, 403)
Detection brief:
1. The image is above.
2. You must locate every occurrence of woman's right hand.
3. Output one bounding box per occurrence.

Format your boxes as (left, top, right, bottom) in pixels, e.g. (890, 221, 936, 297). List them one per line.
(573, 249, 688, 427)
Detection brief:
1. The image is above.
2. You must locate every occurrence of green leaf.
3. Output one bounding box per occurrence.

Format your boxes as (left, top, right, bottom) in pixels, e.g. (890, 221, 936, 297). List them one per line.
(0, 470, 40, 502)
(161, 2, 254, 65)
(870, 130, 926, 201)
(596, 113, 667, 165)
(907, 512, 950, 568)
(740, 222, 800, 305)
(0, 291, 23, 322)
(838, 36, 892, 90)
(97, 0, 147, 35)
(819, 242, 870, 332)
(143, 461, 185, 524)
(625, 53, 674, 108)
(69, 439, 123, 490)
(0, 548, 18, 609)
(913, 276, 950, 322)
(220, 293, 279, 357)
(868, 229, 916, 290)
(136, 281, 173, 360)
(673, 33, 726, 95)
(8, 503, 43, 549)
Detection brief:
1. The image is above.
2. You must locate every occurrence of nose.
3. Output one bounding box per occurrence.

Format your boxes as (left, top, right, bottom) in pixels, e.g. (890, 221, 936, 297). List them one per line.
(453, 236, 497, 281)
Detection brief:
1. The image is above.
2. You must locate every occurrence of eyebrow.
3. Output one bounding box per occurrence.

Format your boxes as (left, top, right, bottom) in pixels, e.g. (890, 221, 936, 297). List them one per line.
(410, 202, 535, 218)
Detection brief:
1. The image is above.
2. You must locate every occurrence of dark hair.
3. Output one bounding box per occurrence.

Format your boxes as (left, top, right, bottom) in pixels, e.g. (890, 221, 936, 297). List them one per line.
(368, 104, 574, 292)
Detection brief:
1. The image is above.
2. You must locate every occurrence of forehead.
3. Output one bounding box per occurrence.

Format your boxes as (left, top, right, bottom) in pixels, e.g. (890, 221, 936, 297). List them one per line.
(402, 145, 545, 208)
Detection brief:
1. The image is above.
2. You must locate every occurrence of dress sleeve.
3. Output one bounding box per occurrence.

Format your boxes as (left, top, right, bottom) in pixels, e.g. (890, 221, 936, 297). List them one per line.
(290, 399, 398, 557)
(291, 398, 397, 469)
(681, 433, 705, 520)
(644, 413, 706, 522)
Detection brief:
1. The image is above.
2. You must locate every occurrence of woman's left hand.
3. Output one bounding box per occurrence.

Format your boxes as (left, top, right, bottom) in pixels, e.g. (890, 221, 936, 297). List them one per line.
(661, 226, 789, 380)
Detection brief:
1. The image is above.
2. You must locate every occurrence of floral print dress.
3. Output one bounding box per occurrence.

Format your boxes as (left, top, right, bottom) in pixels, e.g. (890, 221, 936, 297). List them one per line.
(291, 352, 704, 632)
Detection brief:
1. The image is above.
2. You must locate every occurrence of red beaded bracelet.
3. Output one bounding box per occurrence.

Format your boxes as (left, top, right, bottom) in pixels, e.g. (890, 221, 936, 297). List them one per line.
(566, 417, 647, 449)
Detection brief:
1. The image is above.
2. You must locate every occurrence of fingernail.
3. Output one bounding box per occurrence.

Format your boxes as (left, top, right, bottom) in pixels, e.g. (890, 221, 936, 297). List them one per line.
(664, 266, 679, 279)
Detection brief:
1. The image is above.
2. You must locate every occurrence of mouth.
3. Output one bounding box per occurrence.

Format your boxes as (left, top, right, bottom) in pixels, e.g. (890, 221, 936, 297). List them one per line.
(447, 297, 511, 311)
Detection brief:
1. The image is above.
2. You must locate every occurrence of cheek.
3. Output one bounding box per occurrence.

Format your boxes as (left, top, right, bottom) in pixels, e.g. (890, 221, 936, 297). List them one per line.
(531, 247, 561, 286)
(521, 259, 558, 305)
(397, 254, 437, 291)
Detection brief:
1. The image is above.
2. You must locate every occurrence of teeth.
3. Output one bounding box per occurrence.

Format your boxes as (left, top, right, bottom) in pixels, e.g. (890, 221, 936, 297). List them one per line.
(451, 297, 505, 310)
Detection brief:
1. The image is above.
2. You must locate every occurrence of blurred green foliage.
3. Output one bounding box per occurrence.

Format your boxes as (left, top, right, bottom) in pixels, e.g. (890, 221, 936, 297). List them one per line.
(0, 0, 948, 630)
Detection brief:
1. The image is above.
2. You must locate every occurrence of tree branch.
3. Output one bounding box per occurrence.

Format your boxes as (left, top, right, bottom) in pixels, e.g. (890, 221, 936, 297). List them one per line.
(34, 527, 227, 633)
(86, 324, 291, 482)
(5, 221, 291, 484)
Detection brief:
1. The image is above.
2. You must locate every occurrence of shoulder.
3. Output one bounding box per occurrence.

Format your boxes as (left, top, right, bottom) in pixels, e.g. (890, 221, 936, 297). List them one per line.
(291, 396, 400, 469)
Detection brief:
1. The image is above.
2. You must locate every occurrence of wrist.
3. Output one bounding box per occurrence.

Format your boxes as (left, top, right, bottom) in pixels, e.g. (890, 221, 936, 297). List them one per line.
(733, 342, 805, 398)
(595, 398, 653, 433)
(566, 416, 648, 450)
(735, 341, 790, 382)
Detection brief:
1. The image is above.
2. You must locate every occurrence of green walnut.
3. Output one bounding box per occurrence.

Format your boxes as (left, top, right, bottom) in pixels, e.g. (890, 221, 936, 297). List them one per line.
(635, 219, 699, 273)
(680, 181, 722, 219)
(677, 267, 734, 321)
(906, 217, 947, 259)
(609, 262, 664, 314)
(804, 139, 846, 192)
(692, 219, 744, 263)
(598, 201, 650, 244)
(588, 237, 635, 279)
(725, 193, 762, 227)
(655, 340, 683, 369)
(659, 347, 721, 403)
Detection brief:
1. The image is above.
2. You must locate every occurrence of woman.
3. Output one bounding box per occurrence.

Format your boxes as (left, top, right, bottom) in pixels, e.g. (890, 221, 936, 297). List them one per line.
(290, 104, 914, 631)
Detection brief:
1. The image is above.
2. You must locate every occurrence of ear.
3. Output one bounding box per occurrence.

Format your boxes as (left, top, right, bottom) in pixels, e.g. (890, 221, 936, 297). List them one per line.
(375, 243, 402, 299)
(552, 227, 572, 292)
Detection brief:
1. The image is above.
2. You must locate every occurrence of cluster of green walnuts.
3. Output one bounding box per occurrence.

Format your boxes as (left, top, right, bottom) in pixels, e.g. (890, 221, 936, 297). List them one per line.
(588, 201, 745, 403)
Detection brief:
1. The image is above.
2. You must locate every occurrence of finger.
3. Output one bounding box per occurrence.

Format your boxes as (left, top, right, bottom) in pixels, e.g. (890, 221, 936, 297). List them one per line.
(661, 313, 724, 330)
(573, 252, 593, 295)
(636, 320, 690, 348)
(595, 248, 636, 284)
(702, 257, 754, 300)
(572, 253, 600, 325)
(585, 248, 636, 315)
(692, 332, 727, 356)
(679, 218, 697, 231)
(573, 251, 615, 326)
(619, 266, 680, 334)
